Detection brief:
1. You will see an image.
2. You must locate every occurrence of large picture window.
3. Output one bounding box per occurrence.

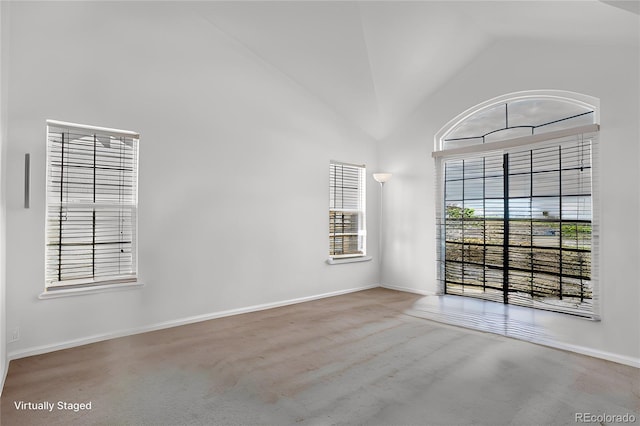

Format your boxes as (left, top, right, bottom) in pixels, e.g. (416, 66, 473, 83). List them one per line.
(434, 91, 599, 318)
(329, 161, 366, 258)
(45, 120, 139, 290)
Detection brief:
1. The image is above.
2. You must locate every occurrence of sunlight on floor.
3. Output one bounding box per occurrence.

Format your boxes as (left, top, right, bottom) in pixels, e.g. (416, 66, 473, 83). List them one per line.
(406, 294, 580, 348)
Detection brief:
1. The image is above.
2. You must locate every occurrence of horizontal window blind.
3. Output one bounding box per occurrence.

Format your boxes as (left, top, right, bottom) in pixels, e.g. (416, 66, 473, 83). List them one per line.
(329, 161, 366, 257)
(439, 132, 597, 318)
(45, 121, 139, 288)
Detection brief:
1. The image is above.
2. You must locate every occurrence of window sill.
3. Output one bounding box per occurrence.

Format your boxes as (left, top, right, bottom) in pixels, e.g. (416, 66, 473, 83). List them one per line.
(39, 281, 144, 299)
(326, 256, 372, 265)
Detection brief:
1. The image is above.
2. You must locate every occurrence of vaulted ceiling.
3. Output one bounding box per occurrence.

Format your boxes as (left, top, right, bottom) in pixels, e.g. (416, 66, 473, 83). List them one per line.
(192, 1, 639, 140)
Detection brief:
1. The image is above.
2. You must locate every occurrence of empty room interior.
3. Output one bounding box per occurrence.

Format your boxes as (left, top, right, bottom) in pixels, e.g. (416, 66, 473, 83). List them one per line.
(0, 1, 639, 425)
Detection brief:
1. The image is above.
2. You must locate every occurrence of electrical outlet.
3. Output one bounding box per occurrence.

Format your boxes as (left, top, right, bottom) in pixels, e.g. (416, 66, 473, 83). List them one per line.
(9, 327, 20, 342)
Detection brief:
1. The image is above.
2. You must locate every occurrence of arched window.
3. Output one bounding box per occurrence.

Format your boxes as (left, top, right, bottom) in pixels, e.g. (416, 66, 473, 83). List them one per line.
(433, 91, 599, 319)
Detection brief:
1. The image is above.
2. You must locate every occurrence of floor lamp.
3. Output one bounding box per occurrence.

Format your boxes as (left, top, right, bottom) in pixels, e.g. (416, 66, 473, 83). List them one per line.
(373, 173, 392, 270)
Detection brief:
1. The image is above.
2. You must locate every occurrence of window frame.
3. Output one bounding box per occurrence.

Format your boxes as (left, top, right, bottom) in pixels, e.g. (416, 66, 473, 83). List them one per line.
(44, 120, 140, 292)
(433, 91, 600, 319)
(436, 131, 599, 319)
(329, 160, 367, 259)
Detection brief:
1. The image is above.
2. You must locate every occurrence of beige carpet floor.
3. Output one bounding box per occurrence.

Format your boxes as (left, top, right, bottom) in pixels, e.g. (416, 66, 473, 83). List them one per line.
(1, 288, 638, 425)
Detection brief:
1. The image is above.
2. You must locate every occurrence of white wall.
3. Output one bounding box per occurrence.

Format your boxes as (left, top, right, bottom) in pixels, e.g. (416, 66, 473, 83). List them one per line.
(0, 0, 8, 392)
(379, 37, 640, 363)
(4, 2, 380, 357)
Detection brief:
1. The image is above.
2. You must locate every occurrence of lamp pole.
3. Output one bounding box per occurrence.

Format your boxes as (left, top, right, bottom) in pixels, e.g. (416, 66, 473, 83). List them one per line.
(373, 173, 392, 273)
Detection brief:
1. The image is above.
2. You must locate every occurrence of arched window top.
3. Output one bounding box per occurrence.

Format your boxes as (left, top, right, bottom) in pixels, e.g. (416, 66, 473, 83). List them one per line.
(435, 90, 600, 152)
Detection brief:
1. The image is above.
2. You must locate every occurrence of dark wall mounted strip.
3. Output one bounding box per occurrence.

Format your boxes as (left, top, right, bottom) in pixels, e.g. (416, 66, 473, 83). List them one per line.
(24, 153, 30, 209)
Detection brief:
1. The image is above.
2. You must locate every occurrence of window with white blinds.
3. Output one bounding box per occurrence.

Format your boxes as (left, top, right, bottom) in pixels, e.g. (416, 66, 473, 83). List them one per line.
(434, 93, 600, 319)
(45, 120, 139, 289)
(329, 161, 366, 258)
(440, 133, 597, 317)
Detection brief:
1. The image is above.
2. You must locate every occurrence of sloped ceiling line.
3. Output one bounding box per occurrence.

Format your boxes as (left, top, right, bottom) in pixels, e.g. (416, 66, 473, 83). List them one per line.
(185, 2, 637, 143)
(356, 1, 383, 139)
(193, 4, 376, 141)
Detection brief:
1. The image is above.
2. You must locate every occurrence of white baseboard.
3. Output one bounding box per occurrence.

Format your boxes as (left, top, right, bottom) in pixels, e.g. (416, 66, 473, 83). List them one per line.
(8, 284, 638, 369)
(543, 341, 640, 369)
(381, 283, 435, 296)
(8, 284, 378, 361)
(0, 357, 7, 397)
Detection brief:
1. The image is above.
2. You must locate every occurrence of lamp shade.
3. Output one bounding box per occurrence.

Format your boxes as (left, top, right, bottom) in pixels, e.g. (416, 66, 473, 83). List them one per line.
(373, 173, 392, 183)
